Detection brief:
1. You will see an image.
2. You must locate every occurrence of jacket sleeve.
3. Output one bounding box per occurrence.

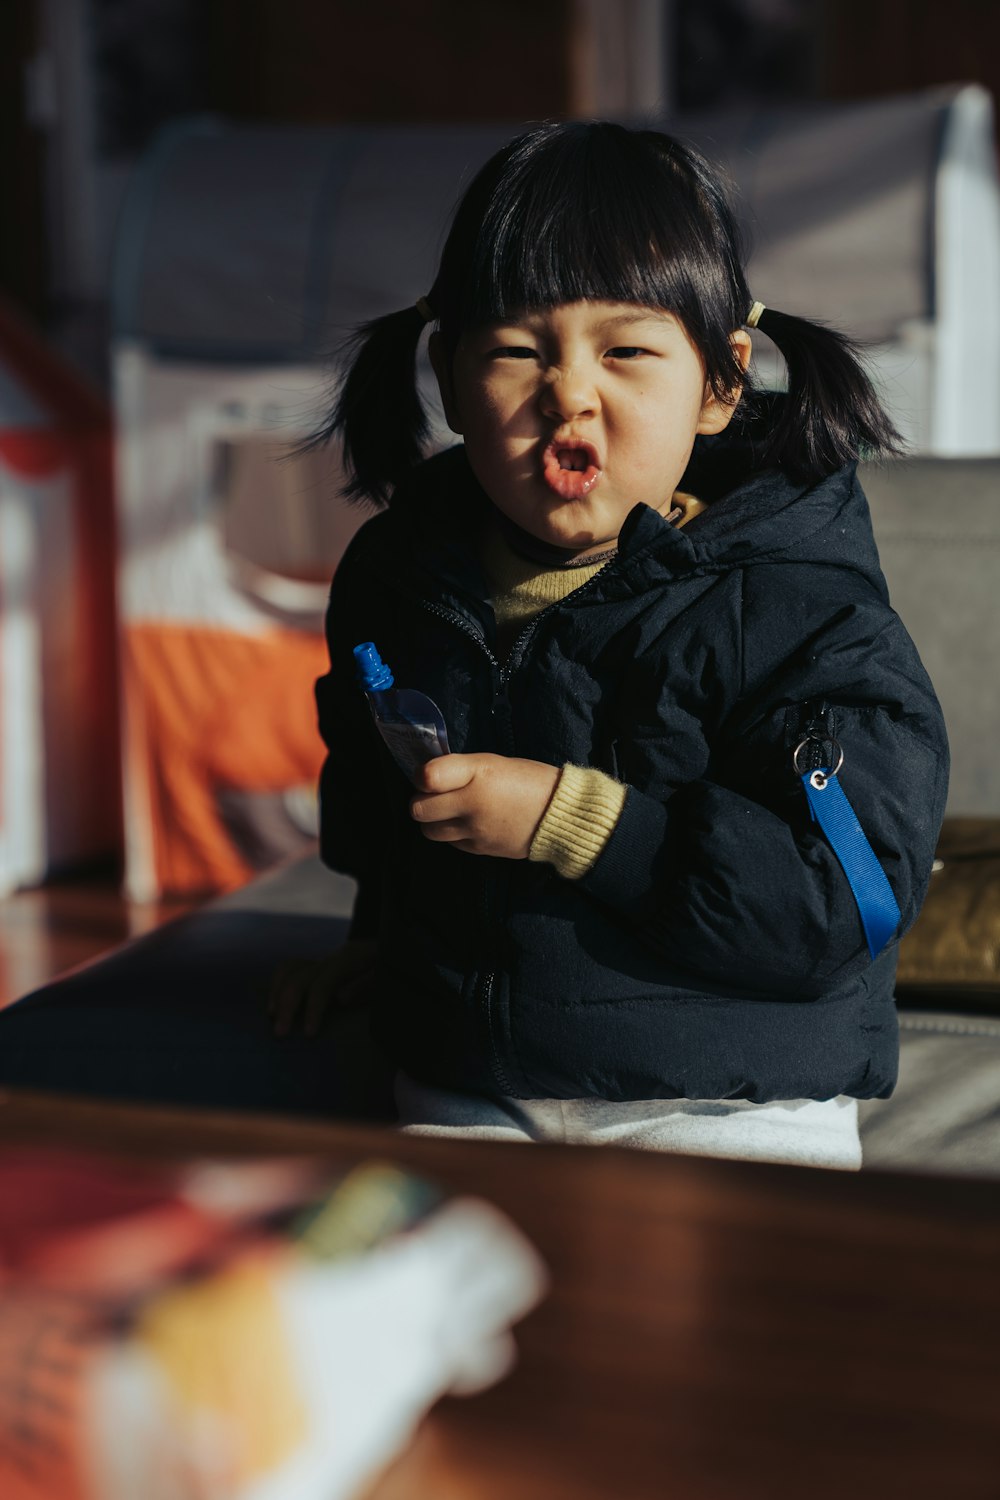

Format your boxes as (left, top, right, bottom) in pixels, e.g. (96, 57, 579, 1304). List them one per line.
(315, 520, 390, 942)
(576, 563, 950, 996)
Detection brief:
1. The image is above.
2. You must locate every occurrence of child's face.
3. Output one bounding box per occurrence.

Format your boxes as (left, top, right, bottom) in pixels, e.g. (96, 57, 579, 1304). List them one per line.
(430, 300, 750, 557)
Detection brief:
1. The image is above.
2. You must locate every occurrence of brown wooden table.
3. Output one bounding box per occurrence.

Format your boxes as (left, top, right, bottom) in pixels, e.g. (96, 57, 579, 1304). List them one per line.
(1, 1088, 997, 1500)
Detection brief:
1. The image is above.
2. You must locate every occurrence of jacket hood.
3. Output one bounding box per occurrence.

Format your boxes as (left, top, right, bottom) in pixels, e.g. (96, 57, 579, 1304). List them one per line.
(620, 393, 886, 592)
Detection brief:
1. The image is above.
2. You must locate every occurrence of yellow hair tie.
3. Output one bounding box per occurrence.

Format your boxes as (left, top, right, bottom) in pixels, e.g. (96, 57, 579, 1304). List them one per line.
(415, 295, 436, 324)
(746, 300, 766, 329)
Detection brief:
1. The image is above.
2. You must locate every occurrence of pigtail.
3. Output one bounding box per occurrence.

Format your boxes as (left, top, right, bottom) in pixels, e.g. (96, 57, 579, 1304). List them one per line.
(298, 304, 430, 508)
(753, 306, 904, 477)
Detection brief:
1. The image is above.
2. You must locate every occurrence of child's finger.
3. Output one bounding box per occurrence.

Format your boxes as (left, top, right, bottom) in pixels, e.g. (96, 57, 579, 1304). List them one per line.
(270, 944, 378, 1035)
(302, 1008, 326, 1038)
(271, 980, 305, 1037)
(410, 789, 470, 824)
(267, 960, 296, 1015)
(417, 818, 471, 844)
(302, 976, 336, 1037)
(414, 753, 478, 794)
(336, 969, 376, 1007)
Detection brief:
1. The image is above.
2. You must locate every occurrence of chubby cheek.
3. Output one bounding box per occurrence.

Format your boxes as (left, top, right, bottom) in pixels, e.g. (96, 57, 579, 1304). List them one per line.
(464, 426, 524, 490)
(627, 412, 699, 493)
(464, 412, 538, 492)
(606, 435, 674, 503)
(459, 385, 513, 451)
(480, 370, 545, 440)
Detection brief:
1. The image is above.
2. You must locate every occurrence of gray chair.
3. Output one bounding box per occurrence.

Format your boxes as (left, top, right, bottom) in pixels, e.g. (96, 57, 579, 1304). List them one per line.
(858, 459, 1000, 1175)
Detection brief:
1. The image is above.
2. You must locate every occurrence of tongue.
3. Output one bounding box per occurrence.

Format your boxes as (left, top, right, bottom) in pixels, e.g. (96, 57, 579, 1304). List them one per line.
(542, 444, 601, 499)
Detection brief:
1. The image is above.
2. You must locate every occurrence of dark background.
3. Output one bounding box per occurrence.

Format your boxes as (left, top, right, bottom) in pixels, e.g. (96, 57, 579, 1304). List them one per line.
(3, 0, 1000, 386)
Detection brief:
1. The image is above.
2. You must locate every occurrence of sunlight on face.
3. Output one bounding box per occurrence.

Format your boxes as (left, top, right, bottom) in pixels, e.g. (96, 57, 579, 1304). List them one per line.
(431, 300, 748, 556)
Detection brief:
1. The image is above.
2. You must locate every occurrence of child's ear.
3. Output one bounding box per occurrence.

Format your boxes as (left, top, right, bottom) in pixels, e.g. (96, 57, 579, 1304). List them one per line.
(696, 330, 753, 436)
(428, 331, 463, 435)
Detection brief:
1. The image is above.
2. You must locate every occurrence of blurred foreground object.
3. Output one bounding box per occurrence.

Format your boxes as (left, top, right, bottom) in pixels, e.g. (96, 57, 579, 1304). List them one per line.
(0, 1149, 546, 1500)
(0, 300, 119, 895)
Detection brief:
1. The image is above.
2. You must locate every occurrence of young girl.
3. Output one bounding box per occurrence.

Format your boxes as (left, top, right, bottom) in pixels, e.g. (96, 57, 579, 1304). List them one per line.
(274, 121, 948, 1170)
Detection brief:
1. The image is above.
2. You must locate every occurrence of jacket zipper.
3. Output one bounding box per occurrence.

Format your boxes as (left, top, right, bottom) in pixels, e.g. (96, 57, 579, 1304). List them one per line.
(481, 972, 517, 1096)
(405, 551, 619, 679)
(500, 559, 617, 683)
(416, 597, 501, 671)
(412, 560, 618, 1097)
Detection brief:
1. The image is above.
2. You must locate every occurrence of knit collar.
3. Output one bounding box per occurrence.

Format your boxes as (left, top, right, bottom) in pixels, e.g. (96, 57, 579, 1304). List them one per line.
(493, 508, 619, 569)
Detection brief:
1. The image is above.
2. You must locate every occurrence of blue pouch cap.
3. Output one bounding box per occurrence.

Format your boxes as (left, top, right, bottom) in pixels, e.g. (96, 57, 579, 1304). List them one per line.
(353, 641, 394, 691)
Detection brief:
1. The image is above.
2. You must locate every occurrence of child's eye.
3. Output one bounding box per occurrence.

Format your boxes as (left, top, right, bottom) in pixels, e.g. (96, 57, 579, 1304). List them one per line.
(489, 346, 538, 360)
(606, 346, 648, 360)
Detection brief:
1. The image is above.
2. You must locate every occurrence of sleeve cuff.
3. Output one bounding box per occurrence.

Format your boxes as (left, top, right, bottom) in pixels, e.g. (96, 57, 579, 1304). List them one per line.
(528, 764, 627, 879)
(577, 785, 671, 912)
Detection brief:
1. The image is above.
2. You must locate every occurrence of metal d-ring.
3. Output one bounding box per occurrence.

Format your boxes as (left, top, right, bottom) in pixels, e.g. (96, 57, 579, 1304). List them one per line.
(793, 736, 845, 781)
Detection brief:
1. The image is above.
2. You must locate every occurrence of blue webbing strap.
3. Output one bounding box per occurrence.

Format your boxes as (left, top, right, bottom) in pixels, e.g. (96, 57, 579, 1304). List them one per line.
(800, 769, 902, 960)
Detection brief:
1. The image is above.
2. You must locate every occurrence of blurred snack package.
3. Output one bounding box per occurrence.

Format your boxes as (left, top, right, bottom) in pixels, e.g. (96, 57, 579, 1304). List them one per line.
(0, 1150, 547, 1500)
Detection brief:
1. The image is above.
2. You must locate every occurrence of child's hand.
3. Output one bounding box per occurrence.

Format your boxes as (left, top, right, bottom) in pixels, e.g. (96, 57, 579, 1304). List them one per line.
(410, 754, 559, 859)
(268, 940, 377, 1037)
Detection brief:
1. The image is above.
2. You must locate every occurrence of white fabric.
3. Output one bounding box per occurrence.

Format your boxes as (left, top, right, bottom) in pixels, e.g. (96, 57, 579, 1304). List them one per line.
(395, 1073, 862, 1171)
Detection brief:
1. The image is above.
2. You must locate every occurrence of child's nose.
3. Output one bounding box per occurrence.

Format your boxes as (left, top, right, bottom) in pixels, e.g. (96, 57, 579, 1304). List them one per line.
(540, 367, 600, 422)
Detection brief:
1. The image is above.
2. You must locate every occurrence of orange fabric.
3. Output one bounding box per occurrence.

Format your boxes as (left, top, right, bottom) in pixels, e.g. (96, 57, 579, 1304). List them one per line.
(122, 623, 328, 895)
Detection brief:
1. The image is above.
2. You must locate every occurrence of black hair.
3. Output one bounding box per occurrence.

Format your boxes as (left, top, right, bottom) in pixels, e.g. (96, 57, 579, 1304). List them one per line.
(305, 120, 901, 506)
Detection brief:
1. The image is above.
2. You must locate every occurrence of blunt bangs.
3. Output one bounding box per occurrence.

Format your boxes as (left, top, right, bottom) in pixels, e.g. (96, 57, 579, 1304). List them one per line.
(323, 116, 902, 505)
(433, 122, 752, 400)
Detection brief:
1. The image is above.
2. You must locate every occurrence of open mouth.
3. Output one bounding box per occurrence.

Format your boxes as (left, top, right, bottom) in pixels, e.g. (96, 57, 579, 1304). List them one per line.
(541, 438, 603, 499)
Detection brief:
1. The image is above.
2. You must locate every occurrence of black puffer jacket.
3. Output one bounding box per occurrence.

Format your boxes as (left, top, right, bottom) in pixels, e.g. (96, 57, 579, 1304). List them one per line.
(316, 432, 949, 1103)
